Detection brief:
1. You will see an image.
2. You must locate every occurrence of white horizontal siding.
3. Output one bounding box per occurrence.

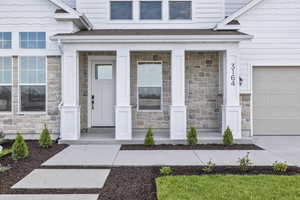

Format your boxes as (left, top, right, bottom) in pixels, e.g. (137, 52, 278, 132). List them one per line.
(0, 0, 76, 55)
(238, 0, 300, 93)
(61, 0, 76, 8)
(77, 0, 224, 29)
(225, 0, 251, 16)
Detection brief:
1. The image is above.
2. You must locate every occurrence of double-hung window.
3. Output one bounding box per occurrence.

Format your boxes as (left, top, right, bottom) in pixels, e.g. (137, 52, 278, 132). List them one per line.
(19, 56, 46, 112)
(137, 61, 162, 111)
(140, 1, 162, 20)
(169, 1, 192, 20)
(0, 32, 12, 49)
(0, 57, 12, 112)
(110, 1, 133, 20)
(20, 32, 46, 49)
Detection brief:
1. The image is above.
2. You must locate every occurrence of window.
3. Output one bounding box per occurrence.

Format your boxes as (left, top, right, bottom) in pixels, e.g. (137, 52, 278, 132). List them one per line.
(0, 32, 12, 49)
(137, 62, 162, 110)
(140, 1, 162, 20)
(110, 1, 133, 20)
(20, 32, 46, 49)
(96, 64, 113, 80)
(19, 56, 46, 112)
(169, 1, 192, 19)
(0, 57, 12, 112)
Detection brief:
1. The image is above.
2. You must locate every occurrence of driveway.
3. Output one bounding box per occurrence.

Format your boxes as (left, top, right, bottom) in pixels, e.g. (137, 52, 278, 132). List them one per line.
(254, 136, 300, 167)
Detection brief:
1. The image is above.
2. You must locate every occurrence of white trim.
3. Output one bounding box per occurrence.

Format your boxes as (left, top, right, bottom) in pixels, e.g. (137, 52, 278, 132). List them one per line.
(87, 55, 116, 128)
(216, 0, 265, 28)
(17, 56, 48, 115)
(136, 60, 163, 112)
(0, 56, 13, 114)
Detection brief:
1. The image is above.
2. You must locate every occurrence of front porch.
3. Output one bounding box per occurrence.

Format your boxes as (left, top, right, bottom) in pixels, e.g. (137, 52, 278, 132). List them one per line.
(58, 41, 246, 142)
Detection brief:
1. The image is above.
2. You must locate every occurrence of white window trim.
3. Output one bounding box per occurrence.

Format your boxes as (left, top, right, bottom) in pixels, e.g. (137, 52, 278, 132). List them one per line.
(137, 60, 163, 112)
(19, 32, 47, 49)
(168, 0, 193, 20)
(17, 56, 48, 115)
(0, 56, 13, 114)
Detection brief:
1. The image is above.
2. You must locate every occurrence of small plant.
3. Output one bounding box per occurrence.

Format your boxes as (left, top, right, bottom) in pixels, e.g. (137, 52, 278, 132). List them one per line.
(238, 152, 252, 172)
(202, 159, 216, 173)
(39, 124, 53, 148)
(187, 127, 198, 145)
(0, 164, 10, 173)
(223, 127, 234, 145)
(160, 167, 172, 176)
(144, 128, 155, 146)
(11, 133, 29, 160)
(273, 161, 288, 173)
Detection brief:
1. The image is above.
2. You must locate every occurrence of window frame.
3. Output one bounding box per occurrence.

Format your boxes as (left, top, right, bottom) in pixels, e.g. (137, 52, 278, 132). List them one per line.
(110, 1, 133, 20)
(169, 1, 192, 20)
(137, 61, 163, 112)
(0, 56, 13, 114)
(18, 56, 48, 114)
(139, 1, 163, 20)
(19, 32, 46, 49)
(0, 32, 12, 49)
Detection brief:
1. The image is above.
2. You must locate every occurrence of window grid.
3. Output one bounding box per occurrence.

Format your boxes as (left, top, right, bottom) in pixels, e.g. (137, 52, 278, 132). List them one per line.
(0, 57, 12, 112)
(137, 61, 163, 111)
(19, 56, 47, 113)
(0, 32, 12, 49)
(20, 32, 46, 49)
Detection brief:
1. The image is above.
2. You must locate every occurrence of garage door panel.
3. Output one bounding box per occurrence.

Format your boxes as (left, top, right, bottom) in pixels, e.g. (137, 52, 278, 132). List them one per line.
(253, 67, 300, 135)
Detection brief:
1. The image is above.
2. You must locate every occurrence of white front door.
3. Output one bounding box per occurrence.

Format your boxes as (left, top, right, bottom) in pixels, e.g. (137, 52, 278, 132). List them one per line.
(91, 62, 115, 127)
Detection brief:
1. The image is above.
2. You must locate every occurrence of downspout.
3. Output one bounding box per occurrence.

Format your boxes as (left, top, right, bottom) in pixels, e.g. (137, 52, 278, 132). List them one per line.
(57, 39, 64, 143)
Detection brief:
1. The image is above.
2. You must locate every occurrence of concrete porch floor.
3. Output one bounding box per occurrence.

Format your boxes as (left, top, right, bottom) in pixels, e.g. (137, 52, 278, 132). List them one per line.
(60, 128, 253, 145)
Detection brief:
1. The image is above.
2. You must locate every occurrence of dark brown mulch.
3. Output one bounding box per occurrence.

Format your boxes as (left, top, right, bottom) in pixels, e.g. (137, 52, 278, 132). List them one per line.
(0, 140, 68, 194)
(97, 166, 300, 200)
(121, 144, 264, 150)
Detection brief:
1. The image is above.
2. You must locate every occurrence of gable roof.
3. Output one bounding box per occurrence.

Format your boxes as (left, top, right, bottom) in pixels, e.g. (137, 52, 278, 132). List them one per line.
(48, 0, 93, 30)
(217, 0, 265, 28)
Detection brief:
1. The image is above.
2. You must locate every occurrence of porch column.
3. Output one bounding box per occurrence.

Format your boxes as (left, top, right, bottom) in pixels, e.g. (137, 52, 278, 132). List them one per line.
(115, 48, 132, 140)
(170, 48, 187, 140)
(60, 50, 81, 140)
(222, 49, 242, 139)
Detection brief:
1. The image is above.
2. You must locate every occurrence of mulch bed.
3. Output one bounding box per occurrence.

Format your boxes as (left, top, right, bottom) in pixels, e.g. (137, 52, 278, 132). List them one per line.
(97, 166, 300, 200)
(121, 144, 264, 150)
(0, 140, 68, 194)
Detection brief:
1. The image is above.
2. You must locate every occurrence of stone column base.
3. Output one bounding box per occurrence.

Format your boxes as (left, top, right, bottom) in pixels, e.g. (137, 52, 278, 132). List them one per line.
(222, 105, 242, 139)
(60, 105, 81, 140)
(115, 105, 132, 140)
(170, 105, 187, 140)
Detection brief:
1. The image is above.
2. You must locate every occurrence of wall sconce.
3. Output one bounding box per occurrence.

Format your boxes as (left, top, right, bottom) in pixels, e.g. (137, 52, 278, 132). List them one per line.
(239, 76, 243, 86)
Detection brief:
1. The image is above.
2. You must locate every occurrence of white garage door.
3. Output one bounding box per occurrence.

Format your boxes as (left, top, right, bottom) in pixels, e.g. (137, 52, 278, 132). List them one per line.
(253, 67, 300, 135)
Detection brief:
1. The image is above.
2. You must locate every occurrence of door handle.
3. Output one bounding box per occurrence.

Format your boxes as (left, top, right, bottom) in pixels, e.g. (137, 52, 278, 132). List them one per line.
(91, 95, 95, 110)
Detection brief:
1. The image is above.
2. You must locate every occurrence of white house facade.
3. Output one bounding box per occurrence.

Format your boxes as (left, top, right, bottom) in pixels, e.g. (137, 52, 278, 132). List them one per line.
(0, 0, 299, 142)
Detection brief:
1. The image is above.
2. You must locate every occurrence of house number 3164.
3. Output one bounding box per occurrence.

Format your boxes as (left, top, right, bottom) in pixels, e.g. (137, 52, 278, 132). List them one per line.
(231, 63, 236, 86)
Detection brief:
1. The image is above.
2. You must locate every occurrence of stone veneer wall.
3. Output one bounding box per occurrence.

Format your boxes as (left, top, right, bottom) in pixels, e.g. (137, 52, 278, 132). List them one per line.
(241, 94, 251, 137)
(185, 52, 221, 130)
(130, 52, 171, 129)
(0, 56, 61, 138)
(79, 52, 116, 131)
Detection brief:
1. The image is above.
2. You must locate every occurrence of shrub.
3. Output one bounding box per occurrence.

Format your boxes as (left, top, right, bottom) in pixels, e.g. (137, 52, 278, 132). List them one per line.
(202, 159, 216, 173)
(11, 133, 29, 160)
(0, 164, 10, 173)
(144, 128, 155, 146)
(223, 127, 234, 145)
(273, 161, 288, 173)
(39, 124, 53, 148)
(187, 127, 198, 145)
(238, 152, 252, 172)
(160, 167, 172, 176)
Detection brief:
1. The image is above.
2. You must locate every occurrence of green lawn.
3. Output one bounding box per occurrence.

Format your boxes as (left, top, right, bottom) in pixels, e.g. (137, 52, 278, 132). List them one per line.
(156, 175, 300, 200)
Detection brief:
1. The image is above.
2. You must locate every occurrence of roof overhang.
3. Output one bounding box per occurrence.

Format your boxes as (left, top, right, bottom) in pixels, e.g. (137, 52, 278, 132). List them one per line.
(51, 29, 253, 43)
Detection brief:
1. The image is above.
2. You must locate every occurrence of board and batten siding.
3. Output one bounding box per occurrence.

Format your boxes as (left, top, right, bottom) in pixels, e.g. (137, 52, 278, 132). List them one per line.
(238, 0, 300, 93)
(77, 0, 225, 29)
(0, 0, 76, 55)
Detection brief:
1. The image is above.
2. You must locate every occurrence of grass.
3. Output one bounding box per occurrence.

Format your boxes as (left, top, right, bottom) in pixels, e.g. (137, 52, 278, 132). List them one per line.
(0, 148, 12, 158)
(156, 175, 300, 200)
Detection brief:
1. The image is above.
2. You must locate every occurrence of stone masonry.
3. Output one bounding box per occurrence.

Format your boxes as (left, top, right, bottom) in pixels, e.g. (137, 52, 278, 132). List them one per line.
(0, 56, 61, 138)
(241, 94, 251, 137)
(185, 52, 221, 130)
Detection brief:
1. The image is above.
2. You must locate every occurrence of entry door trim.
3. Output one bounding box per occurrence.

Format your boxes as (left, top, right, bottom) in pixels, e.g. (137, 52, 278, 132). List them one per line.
(87, 56, 116, 128)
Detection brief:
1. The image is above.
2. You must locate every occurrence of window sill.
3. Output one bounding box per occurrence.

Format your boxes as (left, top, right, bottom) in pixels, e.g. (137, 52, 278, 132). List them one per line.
(18, 112, 47, 115)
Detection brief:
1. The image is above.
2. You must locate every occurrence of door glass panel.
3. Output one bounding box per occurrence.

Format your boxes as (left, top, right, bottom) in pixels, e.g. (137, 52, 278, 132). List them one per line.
(96, 64, 113, 80)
